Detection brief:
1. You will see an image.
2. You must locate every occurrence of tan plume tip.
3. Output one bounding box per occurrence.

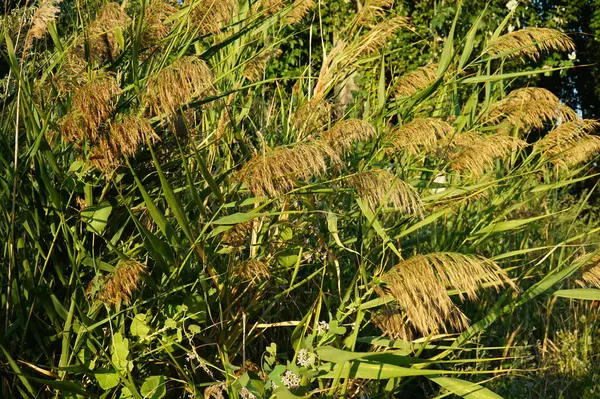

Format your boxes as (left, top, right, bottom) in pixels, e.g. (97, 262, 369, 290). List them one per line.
(187, 0, 236, 34)
(95, 261, 146, 306)
(450, 133, 527, 178)
(235, 260, 271, 284)
(381, 253, 513, 335)
(142, 0, 178, 48)
(286, 0, 316, 24)
(251, 0, 286, 16)
(90, 116, 158, 173)
(60, 76, 120, 144)
(577, 254, 600, 288)
(489, 88, 578, 132)
(535, 119, 600, 167)
(85, 2, 131, 62)
(237, 141, 341, 197)
(312, 40, 348, 101)
(394, 64, 438, 98)
(371, 306, 413, 341)
(388, 118, 452, 154)
(355, 16, 410, 56)
(144, 56, 213, 117)
(486, 27, 575, 61)
(346, 169, 423, 216)
(293, 98, 332, 134)
(320, 118, 377, 153)
(222, 221, 253, 248)
(356, 0, 394, 26)
(25, 0, 63, 49)
(242, 49, 283, 83)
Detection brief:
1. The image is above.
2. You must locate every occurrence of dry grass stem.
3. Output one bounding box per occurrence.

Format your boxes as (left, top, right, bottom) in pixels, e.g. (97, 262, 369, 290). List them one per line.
(382, 253, 513, 335)
(320, 118, 377, 153)
(486, 27, 575, 61)
(388, 118, 452, 154)
(144, 56, 213, 117)
(394, 64, 438, 98)
(346, 169, 423, 216)
(237, 141, 341, 196)
(450, 134, 527, 178)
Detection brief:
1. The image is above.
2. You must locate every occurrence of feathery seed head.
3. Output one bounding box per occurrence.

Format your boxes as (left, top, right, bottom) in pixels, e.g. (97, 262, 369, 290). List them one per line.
(355, 16, 410, 55)
(237, 141, 341, 196)
(394, 64, 438, 98)
(486, 27, 575, 61)
(144, 56, 213, 118)
(356, 0, 394, 26)
(25, 0, 63, 50)
(387, 118, 453, 154)
(577, 254, 600, 289)
(188, 0, 236, 34)
(286, 0, 315, 24)
(142, 0, 178, 48)
(95, 260, 146, 306)
(450, 134, 527, 178)
(235, 260, 271, 285)
(243, 49, 282, 83)
(382, 253, 513, 335)
(85, 2, 131, 62)
(293, 98, 332, 135)
(222, 221, 253, 248)
(320, 118, 377, 153)
(251, 0, 286, 15)
(535, 120, 600, 168)
(346, 169, 423, 216)
(371, 306, 413, 341)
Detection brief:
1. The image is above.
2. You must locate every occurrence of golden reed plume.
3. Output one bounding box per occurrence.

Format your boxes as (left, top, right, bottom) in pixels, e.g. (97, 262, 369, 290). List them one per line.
(187, 0, 236, 34)
(320, 118, 377, 153)
(354, 16, 409, 56)
(251, 0, 286, 16)
(85, 2, 131, 62)
(489, 88, 578, 132)
(60, 76, 120, 144)
(234, 260, 271, 285)
(577, 253, 600, 289)
(144, 56, 213, 117)
(381, 253, 513, 336)
(141, 0, 178, 48)
(286, 0, 316, 24)
(535, 120, 600, 168)
(394, 64, 439, 98)
(292, 98, 333, 135)
(387, 118, 452, 154)
(346, 169, 423, 216)
(237, 141, 340, 196)
(90, 116, 158, 172)
(243, 49, 283, 83)
(25, 0, 63, 51)
(450, 134, 527, 178)
(356, 0, 394, 26)
(94, 261, 146, 306)
(371, 306, 413, 341)
(486, 27, 575, 61)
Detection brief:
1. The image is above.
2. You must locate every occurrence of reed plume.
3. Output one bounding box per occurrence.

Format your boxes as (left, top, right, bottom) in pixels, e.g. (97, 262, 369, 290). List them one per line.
(387, 118, 452, 154)
(346, 169, 423, 216)
(25, 0, 63, 51)
(489, 88, 578, 132)
(188, 0, 236, 34)
(486, 27, 575, 61)
(142, 0, 178, 48)
(286, 0, 315, 24)
(95, 261, 146, 306)
(85, 2, 131, 62)
(237, 141, 341, 196)
(234, 260, 270, 284)
(354, 16, 410, 56)
(535, 120, 600, 167)
(243, 49, 282, 83)
(292, 98, 332, 135)
(320, 118, 377, 153)
(381, 253, 513, 335)
(450, 134, 527, 178)
(222, 221, 253, 248)
(394, 64, 438, 98)
(577, 254, 600, 289)
(312, 40, 348, 101)
(251, 0, 286, 16)
(356, 0, 394, 26)
(371, 306, 413, 341)
(144, 56, 213, 118)
(60, 76, 120, 144)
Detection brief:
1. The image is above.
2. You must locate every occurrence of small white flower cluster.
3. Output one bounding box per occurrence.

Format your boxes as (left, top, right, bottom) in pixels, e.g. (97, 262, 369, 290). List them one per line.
(240, 387, 256, 399)
(281, 370, 301, 388)
(185, 352, 197, 362)
(506, 0, 518, 12)
(296, 349, 314, 367)
(316, 321, 329, 334)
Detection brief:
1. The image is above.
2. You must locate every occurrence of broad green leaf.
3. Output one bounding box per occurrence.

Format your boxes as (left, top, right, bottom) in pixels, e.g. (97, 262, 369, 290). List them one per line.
(141, 375, 166, 399)
(130, 314, 151, 339)
(461, 66, 572, 84)
(553, 289, 600, 301)
(111, 333, 131, 372)
(473, 213, 554, 235)
(212, 212, 268, 225)
(429, 376, 502, 399)
(95, 369, 120, 390)
(80, 203, 112, 234)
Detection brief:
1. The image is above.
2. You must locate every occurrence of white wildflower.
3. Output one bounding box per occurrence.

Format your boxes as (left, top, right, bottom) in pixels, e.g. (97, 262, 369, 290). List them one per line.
(506, 0, 518, 12)
(185, 352, 197, 362)
(568, 51, 577, 61)
(316, 321, 329, 334)
(296, 349, 314, 367)
(240, 387, 256, 399)
(508, 24, 515, 33)
(281, 370, 301, 389)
